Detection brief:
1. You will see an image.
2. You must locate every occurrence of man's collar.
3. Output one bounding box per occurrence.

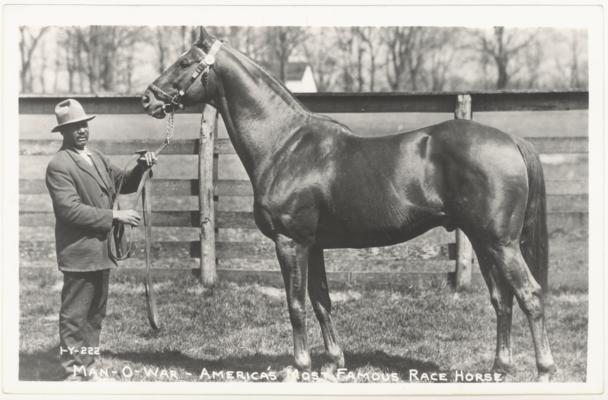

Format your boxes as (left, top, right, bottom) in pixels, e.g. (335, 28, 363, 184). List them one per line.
(64, 145, 91, 155)
(77, 147, 92, 155)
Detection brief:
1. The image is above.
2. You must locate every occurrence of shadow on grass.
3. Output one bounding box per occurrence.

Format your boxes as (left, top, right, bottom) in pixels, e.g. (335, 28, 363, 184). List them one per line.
(345, 350, 440, 378)
(19, 346, 65, 381)
(20, 346, 440, 382)
(107, 349, 440, 381)
(19, 346, 439, 381)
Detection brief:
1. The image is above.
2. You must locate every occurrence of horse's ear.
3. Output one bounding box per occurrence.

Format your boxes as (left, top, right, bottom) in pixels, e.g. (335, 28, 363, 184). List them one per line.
(196, 26, 215, 49)
(198, 26, 211, 43)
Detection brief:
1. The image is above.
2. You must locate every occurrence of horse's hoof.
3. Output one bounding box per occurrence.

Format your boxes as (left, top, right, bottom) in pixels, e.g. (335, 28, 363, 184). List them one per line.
(536, 365, 557, 382)
(280, 366, 301, 382)
(318, 368, 338, 383)
(318, 376, 337, 383)
(491, 360, 514, 376)
(320, 361, 339, 376)
(292, 349, 312, 373)
(536, 373, 551, 382)
(333, 351, 345, 369)
(294, 359, 312, 374)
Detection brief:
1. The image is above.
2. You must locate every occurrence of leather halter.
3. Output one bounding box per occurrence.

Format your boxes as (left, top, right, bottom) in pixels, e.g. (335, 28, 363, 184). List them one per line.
(149, 41, 222, 113)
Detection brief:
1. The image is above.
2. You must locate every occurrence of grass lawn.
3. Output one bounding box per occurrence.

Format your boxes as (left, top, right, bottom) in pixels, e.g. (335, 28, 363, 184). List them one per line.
(19, 267, 587, 383)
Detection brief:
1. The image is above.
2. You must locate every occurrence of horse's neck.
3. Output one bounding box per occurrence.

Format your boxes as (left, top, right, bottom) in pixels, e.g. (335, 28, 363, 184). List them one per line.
(214, 46, 308, 179)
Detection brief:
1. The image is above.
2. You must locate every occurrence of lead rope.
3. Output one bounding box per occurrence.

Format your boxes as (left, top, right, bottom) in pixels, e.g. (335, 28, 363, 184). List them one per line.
(110, 112, 174, 259)
(110, 112, 175, 330)
(163, 111, 176, 144)
(140, 112, 174, 330)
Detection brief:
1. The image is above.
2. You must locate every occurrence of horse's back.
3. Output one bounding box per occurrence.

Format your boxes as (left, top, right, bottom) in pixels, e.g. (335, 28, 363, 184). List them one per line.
(322, 118, 530, 245)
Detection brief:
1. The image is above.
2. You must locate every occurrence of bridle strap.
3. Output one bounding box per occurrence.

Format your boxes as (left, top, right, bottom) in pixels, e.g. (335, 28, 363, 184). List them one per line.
(149, 84, 185, 111)
(194, 40, 223, 80)
(154, 40, 223, 113)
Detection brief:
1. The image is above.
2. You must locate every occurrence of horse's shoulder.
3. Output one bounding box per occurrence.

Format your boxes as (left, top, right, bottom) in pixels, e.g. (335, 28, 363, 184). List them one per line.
(287, 119, 348, 153)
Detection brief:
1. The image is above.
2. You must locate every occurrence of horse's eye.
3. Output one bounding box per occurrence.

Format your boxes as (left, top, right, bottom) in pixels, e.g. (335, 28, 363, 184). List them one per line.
(179, 60, 191, 68)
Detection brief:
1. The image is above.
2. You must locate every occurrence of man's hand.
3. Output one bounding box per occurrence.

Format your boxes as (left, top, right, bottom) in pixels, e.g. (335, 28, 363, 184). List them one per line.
(113, 209, 141, 226)
(137, 151, 158, 168)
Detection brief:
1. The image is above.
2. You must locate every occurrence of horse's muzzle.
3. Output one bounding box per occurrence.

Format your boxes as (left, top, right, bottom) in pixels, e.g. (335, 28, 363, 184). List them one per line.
(141, 88, 166, 119)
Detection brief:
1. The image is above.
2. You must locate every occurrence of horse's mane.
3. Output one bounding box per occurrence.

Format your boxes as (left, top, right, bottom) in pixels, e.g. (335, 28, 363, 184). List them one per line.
(223, 42, 353, 134)
(232, 48, 309, 108)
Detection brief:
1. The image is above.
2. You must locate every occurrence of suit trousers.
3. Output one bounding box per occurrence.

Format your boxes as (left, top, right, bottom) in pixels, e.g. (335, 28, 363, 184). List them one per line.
(59, 269, 110, 376)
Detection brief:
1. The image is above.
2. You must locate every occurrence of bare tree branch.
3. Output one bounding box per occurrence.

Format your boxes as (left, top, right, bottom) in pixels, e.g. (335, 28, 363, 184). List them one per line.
(19, 26, 49, 93)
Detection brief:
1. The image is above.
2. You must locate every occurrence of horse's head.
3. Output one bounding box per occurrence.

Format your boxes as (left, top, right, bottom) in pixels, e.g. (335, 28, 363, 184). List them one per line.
(142, 27, 221, 119)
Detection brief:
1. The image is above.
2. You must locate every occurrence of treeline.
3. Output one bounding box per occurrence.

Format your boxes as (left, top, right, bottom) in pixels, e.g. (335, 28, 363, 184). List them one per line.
(19, 26, 588, 94)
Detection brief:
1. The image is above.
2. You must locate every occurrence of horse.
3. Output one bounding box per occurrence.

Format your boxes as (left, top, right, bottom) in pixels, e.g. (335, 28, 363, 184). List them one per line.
(141, 27, 556, 381)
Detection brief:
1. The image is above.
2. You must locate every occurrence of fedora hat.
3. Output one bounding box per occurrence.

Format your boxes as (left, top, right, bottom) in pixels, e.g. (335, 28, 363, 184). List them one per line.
(51, 99, 96, 132)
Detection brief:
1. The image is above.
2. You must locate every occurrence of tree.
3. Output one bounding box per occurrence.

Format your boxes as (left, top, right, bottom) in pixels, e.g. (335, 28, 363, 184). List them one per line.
(302, 29, 339, 92)
(20, 25, 587, 94)
(424, 28, 462, 91)
(207, 26, 266, 63)
(355, 27, 382, 91)
(263, 27, 308, 82)
(37, 37, 49, 93)
(554, 30, 588, 89)
(70, 26, 145, 93)
(240, 27, 268, 63)
(472, 27, 537, 89)
(428, 50, 453, 91)
(382, 27, 445, 91)
(59, 28, 85, 93)
(180, 26, 190, 53)
(334, 27, 357, 91)
(19, 26, 49, 93)
(519, 39, 544, 88)
(567, 31, 588, 89)
(155, 27, 171, 73)
(383, 27, 410, 90)
(333, 27, 382, 92)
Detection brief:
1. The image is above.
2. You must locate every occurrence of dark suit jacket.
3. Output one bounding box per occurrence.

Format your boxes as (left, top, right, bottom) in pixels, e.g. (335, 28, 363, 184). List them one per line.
(45, 147, 144, 272)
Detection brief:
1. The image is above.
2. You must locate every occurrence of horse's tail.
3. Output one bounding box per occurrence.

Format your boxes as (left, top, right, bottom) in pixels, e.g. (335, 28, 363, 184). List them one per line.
(514, 136, 549, 293)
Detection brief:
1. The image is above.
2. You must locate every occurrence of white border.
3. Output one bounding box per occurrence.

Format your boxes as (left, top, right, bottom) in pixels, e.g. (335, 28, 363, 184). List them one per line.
(2, 1, 605, 398)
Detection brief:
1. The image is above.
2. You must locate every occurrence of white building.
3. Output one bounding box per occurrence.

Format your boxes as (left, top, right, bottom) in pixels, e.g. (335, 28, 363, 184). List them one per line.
(284, 62, 317, 93)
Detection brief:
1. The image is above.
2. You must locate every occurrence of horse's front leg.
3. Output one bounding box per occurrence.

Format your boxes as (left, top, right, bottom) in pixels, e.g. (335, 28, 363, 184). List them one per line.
(275, 234, 311, 371)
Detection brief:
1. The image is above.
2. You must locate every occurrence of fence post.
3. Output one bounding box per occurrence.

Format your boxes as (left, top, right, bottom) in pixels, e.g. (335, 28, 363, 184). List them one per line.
(199, 105, 218, 287)
(454, 94, 474, 290)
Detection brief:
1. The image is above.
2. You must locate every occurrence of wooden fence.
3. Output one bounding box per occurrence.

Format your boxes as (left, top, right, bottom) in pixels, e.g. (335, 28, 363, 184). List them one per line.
(19, 91, 588, 289)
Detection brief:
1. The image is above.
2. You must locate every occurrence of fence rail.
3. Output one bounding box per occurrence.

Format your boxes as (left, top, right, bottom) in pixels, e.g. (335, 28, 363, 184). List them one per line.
(18, 92, 589, 289)
(19, 136, 589, 156)
(19, 90, 588, 114)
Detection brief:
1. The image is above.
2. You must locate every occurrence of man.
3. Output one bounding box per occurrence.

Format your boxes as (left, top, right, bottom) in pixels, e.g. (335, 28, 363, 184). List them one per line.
(45, 99, 157, 380)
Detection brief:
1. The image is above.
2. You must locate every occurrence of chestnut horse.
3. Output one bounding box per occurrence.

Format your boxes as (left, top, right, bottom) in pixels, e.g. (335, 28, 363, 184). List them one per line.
(141, 28, 555, 381)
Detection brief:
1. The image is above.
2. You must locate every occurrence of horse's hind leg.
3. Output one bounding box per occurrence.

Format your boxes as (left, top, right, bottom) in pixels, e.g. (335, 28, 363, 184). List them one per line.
(487, 242, 556, 381)
(472, 243, 514, 374)
(307, 246, 344, 370)
(275, 234, 311, 372)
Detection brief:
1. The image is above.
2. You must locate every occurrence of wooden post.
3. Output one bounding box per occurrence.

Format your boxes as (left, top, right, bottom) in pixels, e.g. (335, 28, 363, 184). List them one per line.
(199, 105, 218, 287)
(454, 94, 474, 290)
